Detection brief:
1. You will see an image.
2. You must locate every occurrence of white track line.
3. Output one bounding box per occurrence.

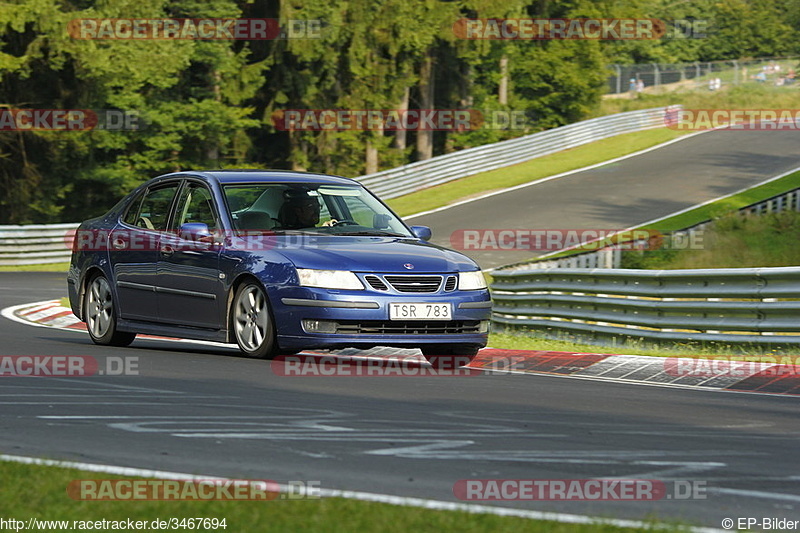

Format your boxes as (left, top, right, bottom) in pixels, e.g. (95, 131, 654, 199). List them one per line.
(534, 163, 800, 262)
(0, 453, 724, 532)
(406, 130, 708, 219)
(1, 299, 65, 330)
(5, 301, 800, 399)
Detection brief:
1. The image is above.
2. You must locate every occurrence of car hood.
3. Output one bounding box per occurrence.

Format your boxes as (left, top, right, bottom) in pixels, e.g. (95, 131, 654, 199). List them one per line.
(270, 235, 480, 272)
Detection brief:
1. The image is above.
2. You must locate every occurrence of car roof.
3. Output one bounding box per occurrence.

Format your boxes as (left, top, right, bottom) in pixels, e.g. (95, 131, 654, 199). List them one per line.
(161, 169, 359, 186)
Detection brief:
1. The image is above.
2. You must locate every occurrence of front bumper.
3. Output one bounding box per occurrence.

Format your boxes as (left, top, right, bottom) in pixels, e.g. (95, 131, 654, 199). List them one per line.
(270, 285, 491, 351)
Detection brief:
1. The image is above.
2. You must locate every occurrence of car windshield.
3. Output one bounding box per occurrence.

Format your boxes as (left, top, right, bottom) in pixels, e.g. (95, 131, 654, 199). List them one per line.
(224, 183, 412, 237)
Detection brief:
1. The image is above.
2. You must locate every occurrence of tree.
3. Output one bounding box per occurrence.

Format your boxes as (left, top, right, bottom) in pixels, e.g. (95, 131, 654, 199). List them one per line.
(0, 0, 263, 223)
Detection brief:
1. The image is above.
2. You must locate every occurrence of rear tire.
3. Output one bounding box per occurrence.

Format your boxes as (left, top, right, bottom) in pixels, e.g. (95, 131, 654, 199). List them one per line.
(84, 274, 136, 347)
(420, 344, 480, 369)
(231, 281, 277, 359)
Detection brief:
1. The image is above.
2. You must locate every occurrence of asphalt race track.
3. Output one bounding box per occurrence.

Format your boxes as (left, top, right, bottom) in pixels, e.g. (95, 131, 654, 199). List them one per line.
(3, 131, 800, 530)
(2, 273, 800, 530)
(412, 129, 800, 268)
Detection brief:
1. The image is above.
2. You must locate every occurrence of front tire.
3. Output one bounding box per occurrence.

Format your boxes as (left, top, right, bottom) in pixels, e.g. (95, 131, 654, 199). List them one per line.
(84, 274, 136, 347)
(232, 281, 277, 359)
(420, 344, 480, 369)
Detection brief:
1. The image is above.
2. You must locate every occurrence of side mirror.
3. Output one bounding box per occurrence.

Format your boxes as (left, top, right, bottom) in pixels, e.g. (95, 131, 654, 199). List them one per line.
(410, 225, 432, 241)
(180, 222, 213, 243)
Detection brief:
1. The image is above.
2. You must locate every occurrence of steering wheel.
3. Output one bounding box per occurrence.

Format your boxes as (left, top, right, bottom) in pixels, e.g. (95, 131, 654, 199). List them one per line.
(330, 219, 357, 227)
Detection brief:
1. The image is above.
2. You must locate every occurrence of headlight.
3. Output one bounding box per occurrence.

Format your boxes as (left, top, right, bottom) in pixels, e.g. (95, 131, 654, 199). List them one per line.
(297, 269, 364, 290)
(458, 270, 487, 290)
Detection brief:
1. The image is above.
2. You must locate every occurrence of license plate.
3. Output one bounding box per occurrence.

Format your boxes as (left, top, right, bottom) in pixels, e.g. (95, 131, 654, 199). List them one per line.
(389, 303, 452, 320)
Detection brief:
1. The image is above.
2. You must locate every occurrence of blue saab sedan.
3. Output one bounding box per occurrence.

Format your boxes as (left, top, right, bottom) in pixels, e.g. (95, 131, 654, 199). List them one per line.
(67, 170, 491, 366)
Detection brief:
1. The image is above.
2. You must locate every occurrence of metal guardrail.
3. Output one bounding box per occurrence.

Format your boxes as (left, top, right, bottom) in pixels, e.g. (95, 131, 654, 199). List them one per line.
(1, 107, 675, 266)
(491, 266, 800, 345)
(0, 223, 78, 266)
(357, 107, 674, 199)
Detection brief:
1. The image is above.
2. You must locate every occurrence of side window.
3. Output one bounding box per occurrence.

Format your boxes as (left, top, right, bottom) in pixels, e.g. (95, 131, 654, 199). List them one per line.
(122, 191, 145, 226)
(172, 183, 219, 232)
(128, 184, 179, 231)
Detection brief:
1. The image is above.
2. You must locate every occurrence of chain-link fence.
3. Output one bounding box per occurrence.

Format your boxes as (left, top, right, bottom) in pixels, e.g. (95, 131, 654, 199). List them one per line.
(606, 57, 800, 95)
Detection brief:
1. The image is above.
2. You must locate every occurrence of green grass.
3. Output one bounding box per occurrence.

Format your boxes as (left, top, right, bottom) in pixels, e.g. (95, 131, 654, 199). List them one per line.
(489, 331, 800, 359)
(598, 79, 800, 116)
(0, 461, 679, 533)
(387, 128, 690, 217)
(0, 262, 70, 272)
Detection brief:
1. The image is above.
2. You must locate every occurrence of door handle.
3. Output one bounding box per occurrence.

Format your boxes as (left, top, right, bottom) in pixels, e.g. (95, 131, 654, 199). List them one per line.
(160, 245, 175, 257)
(112, 238, 126, 250)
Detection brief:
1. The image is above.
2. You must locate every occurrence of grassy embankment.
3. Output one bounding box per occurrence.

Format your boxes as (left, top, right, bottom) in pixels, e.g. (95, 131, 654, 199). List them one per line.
(0, 461, 681, 533)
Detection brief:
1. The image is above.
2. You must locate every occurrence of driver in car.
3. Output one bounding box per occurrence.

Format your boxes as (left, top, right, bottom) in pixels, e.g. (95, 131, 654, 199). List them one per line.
(280, 190, 337, 229)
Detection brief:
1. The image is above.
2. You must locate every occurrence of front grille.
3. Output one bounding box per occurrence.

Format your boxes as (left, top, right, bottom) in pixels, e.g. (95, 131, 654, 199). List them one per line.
(384, 275, 442, 293)
(334, 320, 482, 335)
(364, 275, 389, 291)
(444, 276, 457, 291)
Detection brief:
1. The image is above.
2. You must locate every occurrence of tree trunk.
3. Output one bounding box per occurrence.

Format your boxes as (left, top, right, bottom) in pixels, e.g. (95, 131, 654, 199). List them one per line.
(393, 86, 409, 150)
(207, 70, 222, 163)
(499, 55, 509, 105)
(416, 52, 434, 161)
(365, 138, 379, 174)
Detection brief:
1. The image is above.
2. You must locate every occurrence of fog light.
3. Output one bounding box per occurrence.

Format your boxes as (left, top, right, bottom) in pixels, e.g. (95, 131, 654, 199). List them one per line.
(302, 319, 337, 334)
(479, 320, 490, 333)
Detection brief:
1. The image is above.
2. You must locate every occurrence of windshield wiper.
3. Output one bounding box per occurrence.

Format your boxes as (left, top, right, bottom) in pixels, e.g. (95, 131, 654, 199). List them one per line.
(334, 230, 407, 237)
